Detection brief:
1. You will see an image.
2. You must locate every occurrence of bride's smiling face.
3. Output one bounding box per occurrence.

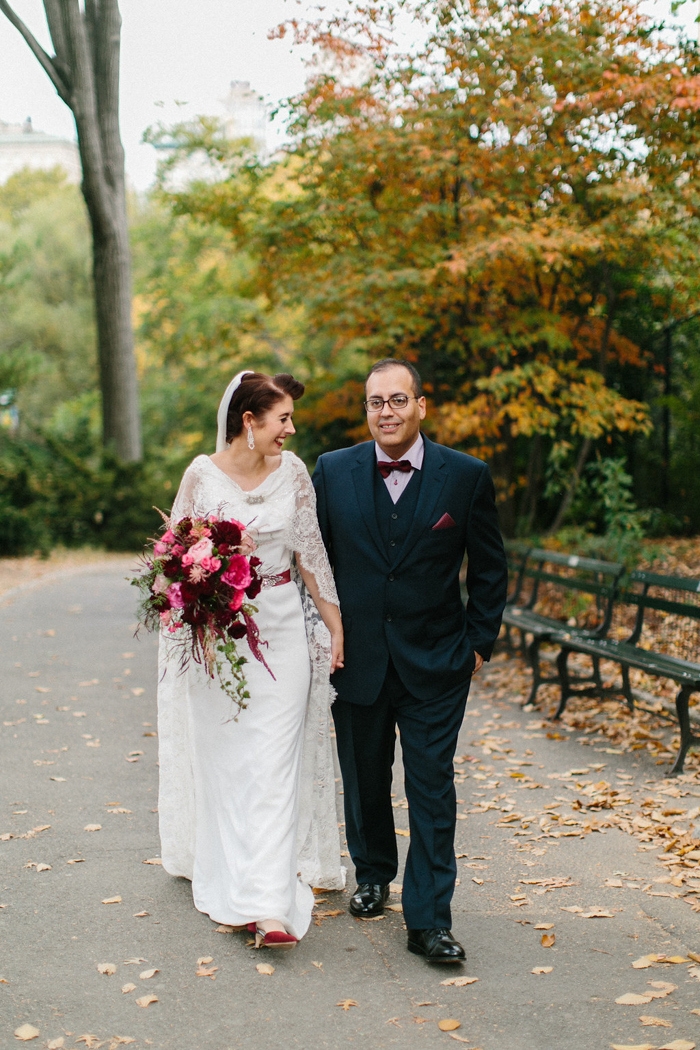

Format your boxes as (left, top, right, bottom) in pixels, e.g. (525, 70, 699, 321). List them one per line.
(245, 395, 296, 456)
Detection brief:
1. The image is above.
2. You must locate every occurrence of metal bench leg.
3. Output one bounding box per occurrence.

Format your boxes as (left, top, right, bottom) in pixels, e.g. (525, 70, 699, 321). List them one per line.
(671, 685, 699, 775)
(554, 647, 571, 720)
(523, 636, 542, 707)
(592, 656, 603, 690)
(621, 666, 634, 712)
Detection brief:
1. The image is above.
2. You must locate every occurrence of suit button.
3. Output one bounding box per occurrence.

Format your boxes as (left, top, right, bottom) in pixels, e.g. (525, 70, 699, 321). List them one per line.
(386, 614, 392, 622)
(390, 540, 396, 546)
(391, 513, 398, 520)
(388, 574, 394, 582)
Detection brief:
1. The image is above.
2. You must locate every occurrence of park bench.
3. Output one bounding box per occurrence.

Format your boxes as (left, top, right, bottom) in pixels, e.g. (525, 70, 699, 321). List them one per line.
(501, 548, 625, 706)
(554, 570, 700, 773)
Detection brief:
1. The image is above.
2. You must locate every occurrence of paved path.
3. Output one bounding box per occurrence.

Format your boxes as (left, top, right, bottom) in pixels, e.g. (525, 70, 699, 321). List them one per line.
(2, 565, 700, 1050)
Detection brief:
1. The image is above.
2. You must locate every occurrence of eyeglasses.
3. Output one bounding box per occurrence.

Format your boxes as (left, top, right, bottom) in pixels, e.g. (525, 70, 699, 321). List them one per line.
(363, 395, 418, 413)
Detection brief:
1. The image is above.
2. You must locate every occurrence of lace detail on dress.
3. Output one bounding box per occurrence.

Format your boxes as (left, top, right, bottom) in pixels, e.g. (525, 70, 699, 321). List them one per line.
(287, 457, 339, 607)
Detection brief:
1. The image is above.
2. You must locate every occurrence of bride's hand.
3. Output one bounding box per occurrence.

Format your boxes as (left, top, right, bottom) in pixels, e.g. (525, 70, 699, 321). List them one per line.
(330, 630, 344, 674)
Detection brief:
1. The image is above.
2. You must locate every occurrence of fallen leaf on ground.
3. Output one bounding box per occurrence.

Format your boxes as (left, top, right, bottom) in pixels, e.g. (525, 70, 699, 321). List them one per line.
(337, 999, 358, 1010)
(133, 911, 149, 918)
(135, 995, 158, 1008)
(197, 956, 213, 965)
(581, 909, 614, 919)
(648, 982, 677, 999)
(75, 1037, 101, 1047)
(386, 903, 403, 912)
(139, 968, 158, 980)
(561, 906, 583, 913)
(535, 924, 554, 930)
(312, 961, 323, 969)
(121, 983, 136, 994)
(35, 863, 51, 872)
(84, 824, 101, 832)
(123, 958, 146, 965)
(102, 896, 121, 905)
(610, 1044, 655, 1050)
(49, 777, 66, 782)
(215, 924, 234, 933)
(196, 965, 218, 977)
(441, 976, 479, 987)
(532, 966, 553, 974)
(142, 858, 162, 865)
(449, 1036, 471, 1044)
(97, 963, 117, 975)
(66, 858, 85, 865)
(438, 1019, 461, 1032)
(109, 1040, 135, 1048)
(47, 1040, 64, 1049)
(691, 1010, 700, 1016)
(541, 933, 556, 947)
(13, 1025, 40, 1041)
(633, 955, 661, 969)
(665, 957, 689, 964)
(616, 994, 654, 1006)
(255, 963, 274, 976)
(640, 1016, 673, 1027)
(658, 1042, 695, 1050)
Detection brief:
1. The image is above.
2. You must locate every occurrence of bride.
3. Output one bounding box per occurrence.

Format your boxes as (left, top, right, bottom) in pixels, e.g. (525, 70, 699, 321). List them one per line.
(157, 370, 345, 948)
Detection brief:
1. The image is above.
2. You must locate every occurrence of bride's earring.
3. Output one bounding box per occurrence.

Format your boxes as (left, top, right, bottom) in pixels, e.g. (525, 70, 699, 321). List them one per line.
(247, 424, 255, 450)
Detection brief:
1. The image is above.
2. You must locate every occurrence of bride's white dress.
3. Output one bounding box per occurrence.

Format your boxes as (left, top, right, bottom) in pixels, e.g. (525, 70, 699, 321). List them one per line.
(157, 451, 344, 939)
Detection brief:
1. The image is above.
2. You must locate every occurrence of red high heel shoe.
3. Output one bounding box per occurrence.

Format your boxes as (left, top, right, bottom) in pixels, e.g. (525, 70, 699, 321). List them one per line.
(247, 922, 298, 949)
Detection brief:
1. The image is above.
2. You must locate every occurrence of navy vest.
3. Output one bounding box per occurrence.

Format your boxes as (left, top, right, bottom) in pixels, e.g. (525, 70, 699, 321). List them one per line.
(374, 464, 422, 562)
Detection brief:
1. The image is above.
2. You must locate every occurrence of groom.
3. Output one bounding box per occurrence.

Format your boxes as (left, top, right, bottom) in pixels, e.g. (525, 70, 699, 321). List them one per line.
(313, 359, 508, 963)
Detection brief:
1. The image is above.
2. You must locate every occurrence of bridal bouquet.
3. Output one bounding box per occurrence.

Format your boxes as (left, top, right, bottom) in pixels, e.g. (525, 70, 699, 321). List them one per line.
(133, 514, 271, 714)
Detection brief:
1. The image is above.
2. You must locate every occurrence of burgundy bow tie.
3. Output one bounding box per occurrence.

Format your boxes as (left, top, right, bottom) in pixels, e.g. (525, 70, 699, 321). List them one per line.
(377, 459, 412, 479)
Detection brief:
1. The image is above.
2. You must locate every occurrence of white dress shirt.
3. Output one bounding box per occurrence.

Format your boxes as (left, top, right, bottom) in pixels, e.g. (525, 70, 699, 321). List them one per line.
(375, 433, 425, 504)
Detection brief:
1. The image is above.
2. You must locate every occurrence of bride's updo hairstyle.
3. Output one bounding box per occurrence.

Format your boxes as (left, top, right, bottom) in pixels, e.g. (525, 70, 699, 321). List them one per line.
(225, 372, 305, 443)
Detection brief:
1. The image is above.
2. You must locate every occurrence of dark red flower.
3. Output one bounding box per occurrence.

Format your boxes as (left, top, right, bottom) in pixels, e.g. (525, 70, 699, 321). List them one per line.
(210, 520, 243, 547)
(161, 558, 181, 579)
(182, 604, 208, 627)
(227, 620, 247, 639)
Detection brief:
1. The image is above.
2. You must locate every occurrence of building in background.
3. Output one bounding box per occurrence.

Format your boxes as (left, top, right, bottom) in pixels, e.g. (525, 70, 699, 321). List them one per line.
(220, 81, 268, 160)
(151, 80, 269, 189)
(0, 117, 80, 184)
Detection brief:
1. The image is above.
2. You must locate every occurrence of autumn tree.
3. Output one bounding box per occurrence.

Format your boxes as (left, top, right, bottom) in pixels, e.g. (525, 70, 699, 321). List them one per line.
(157, 0, 700, 531)
(0, 0, 142, 461)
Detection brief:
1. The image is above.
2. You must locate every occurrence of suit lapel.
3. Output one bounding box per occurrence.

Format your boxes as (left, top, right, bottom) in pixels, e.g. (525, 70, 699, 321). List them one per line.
(350, 442, 390, 565)
(392, 436, 447, 570)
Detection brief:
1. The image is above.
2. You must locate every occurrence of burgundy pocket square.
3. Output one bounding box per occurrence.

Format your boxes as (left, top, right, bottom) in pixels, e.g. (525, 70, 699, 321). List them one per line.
(432, 513, 456, 531)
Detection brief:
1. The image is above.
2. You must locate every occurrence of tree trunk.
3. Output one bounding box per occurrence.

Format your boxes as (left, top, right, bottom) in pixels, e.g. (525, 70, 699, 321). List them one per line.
(0, 0, 142, 462)
(547, 436, 592, 535)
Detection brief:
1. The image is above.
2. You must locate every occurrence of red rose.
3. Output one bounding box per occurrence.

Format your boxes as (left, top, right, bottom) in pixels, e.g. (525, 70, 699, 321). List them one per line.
(227, 620, 247, 639)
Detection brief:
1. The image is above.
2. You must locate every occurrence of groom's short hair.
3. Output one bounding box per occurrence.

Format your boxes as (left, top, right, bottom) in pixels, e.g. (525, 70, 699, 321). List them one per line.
(366, 358, 423, 398)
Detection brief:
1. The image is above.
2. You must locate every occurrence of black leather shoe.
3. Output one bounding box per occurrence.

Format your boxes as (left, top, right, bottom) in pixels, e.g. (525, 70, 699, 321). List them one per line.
(348, 883, 390, 917)
(407, 928, 466, 963)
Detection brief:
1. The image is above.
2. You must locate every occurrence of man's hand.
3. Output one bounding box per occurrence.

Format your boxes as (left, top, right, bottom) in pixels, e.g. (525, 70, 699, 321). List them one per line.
(473, 652, 484, 675)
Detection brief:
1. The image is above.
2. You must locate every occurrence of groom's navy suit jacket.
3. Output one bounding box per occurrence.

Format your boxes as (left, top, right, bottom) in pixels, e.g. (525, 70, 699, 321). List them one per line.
(312, 435, 508, 706)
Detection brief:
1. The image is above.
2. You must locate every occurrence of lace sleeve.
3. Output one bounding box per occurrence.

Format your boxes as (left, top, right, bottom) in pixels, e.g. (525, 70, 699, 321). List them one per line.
(170, 457, 209, 522)
(288, 456, 339, 608)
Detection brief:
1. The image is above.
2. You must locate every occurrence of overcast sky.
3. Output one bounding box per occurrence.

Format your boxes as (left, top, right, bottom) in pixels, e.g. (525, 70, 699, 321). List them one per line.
(0, 0, 696, 191)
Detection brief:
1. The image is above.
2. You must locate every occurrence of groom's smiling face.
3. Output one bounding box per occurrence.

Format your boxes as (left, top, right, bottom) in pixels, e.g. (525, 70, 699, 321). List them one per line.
(365, 364, 426, 459)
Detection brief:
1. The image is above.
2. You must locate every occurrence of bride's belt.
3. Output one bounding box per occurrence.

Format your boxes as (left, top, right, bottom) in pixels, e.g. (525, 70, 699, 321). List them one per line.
(261, 568, 292, 589)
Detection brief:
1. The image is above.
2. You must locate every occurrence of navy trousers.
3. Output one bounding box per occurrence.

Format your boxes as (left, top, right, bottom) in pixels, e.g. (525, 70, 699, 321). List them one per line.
(332, 660, 469, 930)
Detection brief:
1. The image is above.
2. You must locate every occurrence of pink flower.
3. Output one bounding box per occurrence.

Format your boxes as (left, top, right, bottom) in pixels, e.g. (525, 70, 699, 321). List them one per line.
(171, 543, 185, 556)
(222, 554, 252, 590)
(162, 529, 176, 543)
(182, 537, 214, 567)
(228, 590, 244, 612)
(166, 582, 186, 608)
(159, 609, 172, 626)
(239, 531, 257, 556)
(154, 540, 169, 556)
(152, 574, 170, 595)
(200, 556, 221, 573)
